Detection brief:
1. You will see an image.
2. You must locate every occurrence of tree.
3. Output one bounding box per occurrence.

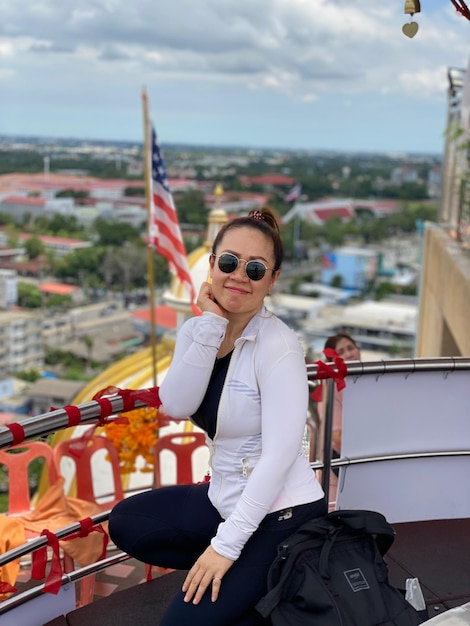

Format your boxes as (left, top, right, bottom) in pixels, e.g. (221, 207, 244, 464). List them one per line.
(124, 187, 145, 196)
(79, 335, 94, 369)
(94, 218, 142, 246)
(55, 247, 107, 283)
(113, 242, 148, 292)
(56, 189, 89, 201)
(24, 236, 45, 260)
(330, 274, 343, 288)
(5, 224, 19, 247)
(174, 190, 207, 226)
(18, 283, 42, 308)
(323, 217, 345, 247)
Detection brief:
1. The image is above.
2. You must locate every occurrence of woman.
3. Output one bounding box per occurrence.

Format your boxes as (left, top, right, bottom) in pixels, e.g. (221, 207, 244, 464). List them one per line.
(323, 333, 361, 456)
(318, 333, 361, 503)
(109, 207, 326, 625)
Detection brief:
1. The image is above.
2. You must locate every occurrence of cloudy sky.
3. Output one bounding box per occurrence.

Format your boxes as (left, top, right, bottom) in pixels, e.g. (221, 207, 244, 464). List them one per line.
(1, 0, 469, 153)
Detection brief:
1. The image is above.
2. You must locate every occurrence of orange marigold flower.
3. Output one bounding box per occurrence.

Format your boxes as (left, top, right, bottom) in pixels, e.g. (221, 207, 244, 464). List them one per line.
(104, 406, 159, 474)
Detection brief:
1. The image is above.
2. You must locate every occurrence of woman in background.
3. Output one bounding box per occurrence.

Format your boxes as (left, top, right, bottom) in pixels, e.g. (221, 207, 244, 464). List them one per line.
(323, 332, 361, 455)
(318, 333, 361, 504)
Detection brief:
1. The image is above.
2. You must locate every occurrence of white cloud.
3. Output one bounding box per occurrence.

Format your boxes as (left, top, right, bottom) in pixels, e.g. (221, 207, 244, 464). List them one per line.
(0, 0, 468, 151)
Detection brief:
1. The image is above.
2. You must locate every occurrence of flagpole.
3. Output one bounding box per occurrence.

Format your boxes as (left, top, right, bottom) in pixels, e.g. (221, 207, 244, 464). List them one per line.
(142, 87, 158, 388)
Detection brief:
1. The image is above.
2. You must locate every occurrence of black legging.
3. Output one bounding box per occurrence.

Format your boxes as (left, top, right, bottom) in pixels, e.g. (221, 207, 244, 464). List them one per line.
(109, 483, 327, 625)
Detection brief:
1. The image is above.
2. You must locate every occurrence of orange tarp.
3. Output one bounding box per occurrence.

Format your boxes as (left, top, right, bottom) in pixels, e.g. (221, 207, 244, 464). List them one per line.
(0, 477, 107, 600)
(0, 515, 25, 601)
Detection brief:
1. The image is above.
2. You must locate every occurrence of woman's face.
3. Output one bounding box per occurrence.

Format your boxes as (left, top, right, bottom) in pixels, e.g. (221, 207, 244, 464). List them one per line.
(209, 226, 279, 317)
(335, 337, 361, 361)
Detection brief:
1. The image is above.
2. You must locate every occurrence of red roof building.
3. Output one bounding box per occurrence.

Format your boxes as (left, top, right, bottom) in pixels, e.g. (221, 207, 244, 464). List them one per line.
(238, 174, 296, 187)
(132, 305, 177, 331)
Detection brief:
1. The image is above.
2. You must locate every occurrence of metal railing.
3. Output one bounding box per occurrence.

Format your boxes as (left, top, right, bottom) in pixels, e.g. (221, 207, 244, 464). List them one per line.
(0, 356, 469, 617)
(307, 356, 470, 503)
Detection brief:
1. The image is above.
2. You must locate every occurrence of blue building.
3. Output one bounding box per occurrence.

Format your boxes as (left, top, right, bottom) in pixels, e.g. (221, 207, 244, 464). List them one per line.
(321, 246, 378, 292)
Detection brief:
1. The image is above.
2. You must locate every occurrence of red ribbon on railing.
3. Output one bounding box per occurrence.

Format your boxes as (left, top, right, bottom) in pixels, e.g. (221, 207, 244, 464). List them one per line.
(31, 519, 110, 595)
(310, 349, 348, 403)
(62, 405, 82, 427)
(31, 529, 63, 594)
(4, 422, 25, 445)
(92, 385, 162, 413)
(48, 386, 162, 435)
(63, 517, 109, 562)
(96, 397, 113, 424)
(0, 581, 18, 595)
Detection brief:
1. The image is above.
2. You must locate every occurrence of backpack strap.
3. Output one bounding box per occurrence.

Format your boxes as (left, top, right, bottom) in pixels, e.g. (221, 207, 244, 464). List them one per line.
(256, 536, 320, 618)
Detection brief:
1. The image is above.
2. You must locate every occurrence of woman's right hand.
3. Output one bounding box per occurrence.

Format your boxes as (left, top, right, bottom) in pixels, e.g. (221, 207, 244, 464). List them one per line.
(197, 281, 228, 318)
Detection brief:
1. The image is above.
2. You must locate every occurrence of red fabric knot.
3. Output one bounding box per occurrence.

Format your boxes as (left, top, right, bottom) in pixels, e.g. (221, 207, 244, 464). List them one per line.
(63, 405, 82, 427)
(310, 349, 348, 403)
(64, 518, 109, 562)
(93, 385, 162, 414)
(5, 422, 25, 445)
(93, 386, 135, 413)
(92, 386, 132, 422)
(0, 581, 18, 595)
(129, 387, 162, 409)
(92, 386, 120, 402)
(77, 517, 94, 537)
(118, 388, 135, 412)
(31, 529, 63, 595)
(96, 397, 113, 424)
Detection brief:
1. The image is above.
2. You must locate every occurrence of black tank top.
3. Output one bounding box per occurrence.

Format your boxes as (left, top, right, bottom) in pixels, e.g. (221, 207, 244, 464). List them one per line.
(191, 350, 233, 439)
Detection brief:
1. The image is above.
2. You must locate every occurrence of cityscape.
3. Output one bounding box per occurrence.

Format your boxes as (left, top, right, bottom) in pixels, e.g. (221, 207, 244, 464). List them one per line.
(0, 133, 441, 391)
(0, 2, 469, 620)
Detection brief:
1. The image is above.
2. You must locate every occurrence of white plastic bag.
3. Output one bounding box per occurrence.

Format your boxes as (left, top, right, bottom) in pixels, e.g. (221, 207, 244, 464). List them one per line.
(405, 577, 426, 611)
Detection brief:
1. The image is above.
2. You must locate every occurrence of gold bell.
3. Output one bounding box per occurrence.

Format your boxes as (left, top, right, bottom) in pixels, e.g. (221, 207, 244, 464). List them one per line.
(404, 0, 421, 15)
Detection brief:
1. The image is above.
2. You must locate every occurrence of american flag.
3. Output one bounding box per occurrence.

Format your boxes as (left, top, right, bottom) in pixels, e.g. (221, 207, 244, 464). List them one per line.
(149, 125, 197, 310)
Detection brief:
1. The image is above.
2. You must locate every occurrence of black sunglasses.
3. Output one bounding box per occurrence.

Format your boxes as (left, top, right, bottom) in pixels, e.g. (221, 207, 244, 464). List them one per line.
(213, 253, 274, 281)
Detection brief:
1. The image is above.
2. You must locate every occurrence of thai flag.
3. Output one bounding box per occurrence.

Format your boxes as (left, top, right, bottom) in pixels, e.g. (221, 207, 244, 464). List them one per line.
(284, 184, 301, 203)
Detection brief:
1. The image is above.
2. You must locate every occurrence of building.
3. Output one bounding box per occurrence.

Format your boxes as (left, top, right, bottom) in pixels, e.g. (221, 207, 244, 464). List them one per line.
(27, 378, 85, 416)
(282, 198, 399, 227)
(416, 64, 470, 357)
(17, 233, 93, 257)
(320, 246, 378, 292)
(302, 299, 417, 358)
(0, 269, 18, 308)
(0, 195, 75, 223)
(0, 310, 44, 376)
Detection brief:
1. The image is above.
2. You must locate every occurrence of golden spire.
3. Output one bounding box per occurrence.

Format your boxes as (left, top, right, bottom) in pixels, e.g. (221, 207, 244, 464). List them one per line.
(205, 183, 227, 248)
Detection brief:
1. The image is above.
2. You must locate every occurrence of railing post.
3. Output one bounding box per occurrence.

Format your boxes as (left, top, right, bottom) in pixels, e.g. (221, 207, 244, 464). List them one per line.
(321, 378, 335, 504)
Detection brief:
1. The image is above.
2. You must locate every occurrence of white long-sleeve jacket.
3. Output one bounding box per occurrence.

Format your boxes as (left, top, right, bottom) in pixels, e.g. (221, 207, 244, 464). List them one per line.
(159, 307, 324, 561)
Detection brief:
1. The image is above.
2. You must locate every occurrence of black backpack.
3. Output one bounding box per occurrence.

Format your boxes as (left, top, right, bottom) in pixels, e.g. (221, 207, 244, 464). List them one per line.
(256, 509, 426, 626)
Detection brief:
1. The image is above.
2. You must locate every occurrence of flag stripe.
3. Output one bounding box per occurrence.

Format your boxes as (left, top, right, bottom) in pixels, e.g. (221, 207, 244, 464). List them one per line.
(148, 125, 197, 308)
(152, 194, 188, 256)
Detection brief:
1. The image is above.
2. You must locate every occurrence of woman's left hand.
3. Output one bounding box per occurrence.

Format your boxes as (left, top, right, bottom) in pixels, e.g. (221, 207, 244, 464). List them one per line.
(182, 545, 234, 604)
